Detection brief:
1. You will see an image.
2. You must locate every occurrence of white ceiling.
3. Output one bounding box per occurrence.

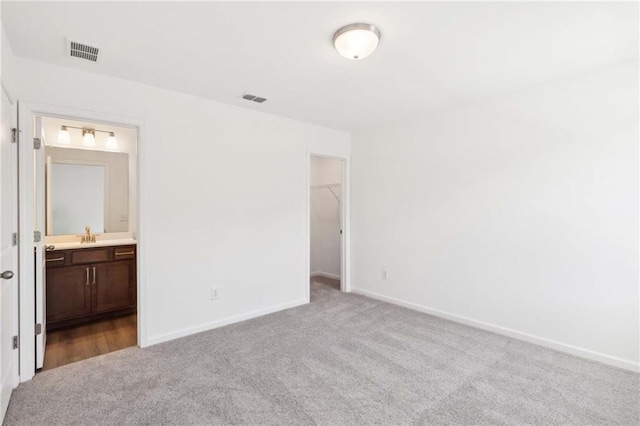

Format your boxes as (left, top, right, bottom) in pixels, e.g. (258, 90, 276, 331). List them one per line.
(2, 2, 638, 132)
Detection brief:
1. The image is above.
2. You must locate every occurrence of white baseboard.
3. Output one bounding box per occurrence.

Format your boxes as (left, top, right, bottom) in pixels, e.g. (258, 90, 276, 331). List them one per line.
(146, 299, 308, 347)
(351, 287, 639, 373)
(310, 271, 341, 280)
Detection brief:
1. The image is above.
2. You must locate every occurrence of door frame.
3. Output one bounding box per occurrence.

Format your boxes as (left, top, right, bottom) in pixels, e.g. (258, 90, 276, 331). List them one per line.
(306, 151, 351, 300)
(17, 102, 147, 382)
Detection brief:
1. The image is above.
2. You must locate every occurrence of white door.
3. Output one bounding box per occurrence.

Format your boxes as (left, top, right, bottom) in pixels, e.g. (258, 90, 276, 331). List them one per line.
(0, 90, 19, 419)
(34, 116, 46, 369)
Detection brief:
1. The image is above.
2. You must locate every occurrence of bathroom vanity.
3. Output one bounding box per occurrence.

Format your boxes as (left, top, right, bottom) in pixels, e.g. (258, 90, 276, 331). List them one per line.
(45, 242, 136, 330)
(43, 144, 137, 330)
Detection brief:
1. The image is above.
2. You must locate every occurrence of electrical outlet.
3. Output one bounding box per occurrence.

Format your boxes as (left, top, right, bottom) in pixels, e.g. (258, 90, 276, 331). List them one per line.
(381, 269, 389, 280)
(211, 287, 219, 300)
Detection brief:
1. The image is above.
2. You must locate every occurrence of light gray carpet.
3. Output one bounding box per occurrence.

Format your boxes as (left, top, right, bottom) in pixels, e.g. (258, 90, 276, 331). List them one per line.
(5, 279, 639, 425)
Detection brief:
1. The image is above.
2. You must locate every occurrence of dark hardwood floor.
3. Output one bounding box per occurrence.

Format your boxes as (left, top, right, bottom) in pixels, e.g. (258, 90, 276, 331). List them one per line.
(310, 275, 340, 290)
(42, 314, 137, 371)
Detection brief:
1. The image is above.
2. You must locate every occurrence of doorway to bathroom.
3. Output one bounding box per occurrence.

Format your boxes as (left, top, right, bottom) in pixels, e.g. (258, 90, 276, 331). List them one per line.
(20, 111, 139, 373)
(310, 155, 344, 298)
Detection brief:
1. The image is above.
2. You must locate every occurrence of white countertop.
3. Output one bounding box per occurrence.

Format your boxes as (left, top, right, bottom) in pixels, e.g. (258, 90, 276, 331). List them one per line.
(45, 232, 136, 251)
(47, 238, 137, 251)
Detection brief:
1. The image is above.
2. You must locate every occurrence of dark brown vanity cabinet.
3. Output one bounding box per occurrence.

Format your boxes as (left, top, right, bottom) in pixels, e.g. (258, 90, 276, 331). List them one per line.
(46, 245, 136, 329)
(46, 265, 92, 322)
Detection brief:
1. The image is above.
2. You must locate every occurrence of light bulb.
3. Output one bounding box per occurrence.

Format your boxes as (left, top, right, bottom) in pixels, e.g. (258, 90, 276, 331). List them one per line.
(57, 126, 70, 144)
(106, 132, 118, 150)
(82, 129, 95, 147)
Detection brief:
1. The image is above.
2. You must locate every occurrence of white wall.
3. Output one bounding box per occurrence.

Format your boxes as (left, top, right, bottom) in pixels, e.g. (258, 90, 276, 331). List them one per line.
(11, 55, 350, 346)
(1, 24, 16, 102)
(311, 156, 342, 187)
(351, 61, 639, 371)
(310, 156, 342, 278)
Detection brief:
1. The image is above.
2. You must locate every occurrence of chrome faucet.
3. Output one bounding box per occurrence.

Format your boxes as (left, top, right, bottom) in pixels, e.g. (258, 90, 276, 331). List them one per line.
(81, 226, 96, 243)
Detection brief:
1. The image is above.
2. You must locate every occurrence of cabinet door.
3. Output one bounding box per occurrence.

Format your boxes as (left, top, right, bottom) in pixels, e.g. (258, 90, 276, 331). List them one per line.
(46, 265, 92, 323)
(92, 260, 136, 314)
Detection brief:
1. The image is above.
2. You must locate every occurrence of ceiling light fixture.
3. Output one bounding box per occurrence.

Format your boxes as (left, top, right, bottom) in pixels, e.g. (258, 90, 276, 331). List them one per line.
(333, 23, 381, 60)
(57, 126, 71, 144)
(82, 128, 96, 147)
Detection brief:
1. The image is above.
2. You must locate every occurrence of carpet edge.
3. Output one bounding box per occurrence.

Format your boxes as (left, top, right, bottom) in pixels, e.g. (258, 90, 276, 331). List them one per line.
(145, 298, 308, 347)
(351, 287, 640, 373)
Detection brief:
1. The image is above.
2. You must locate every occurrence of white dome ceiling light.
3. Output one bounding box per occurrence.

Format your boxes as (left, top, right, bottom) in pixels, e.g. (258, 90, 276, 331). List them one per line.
(333, 23, 381, 60)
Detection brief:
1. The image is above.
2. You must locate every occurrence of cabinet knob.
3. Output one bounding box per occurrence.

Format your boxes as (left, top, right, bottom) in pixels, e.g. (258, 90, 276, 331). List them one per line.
(0, 270, 14, 280)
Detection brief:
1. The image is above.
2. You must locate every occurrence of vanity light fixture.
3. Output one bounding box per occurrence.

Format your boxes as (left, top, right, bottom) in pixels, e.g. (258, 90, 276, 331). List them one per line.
(82, 128, 96, 147)
(333, 23, 381, 60)
(106, 132, 118, 150)
(58, 124, 118, 150)
(57, 126, 71, 144)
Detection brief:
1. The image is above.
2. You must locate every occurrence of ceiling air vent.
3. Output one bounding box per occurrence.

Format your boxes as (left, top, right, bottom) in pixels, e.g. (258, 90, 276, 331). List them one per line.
(66, 39, 100, 62)
(242, 93, 267, 104)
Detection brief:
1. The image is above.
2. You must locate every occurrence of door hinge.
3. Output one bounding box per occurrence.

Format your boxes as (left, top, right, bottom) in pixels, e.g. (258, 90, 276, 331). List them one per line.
(11, 128, 17, 143)
(12, 232, 17, 246)
(33, 137, 42, 150)
(12, 336, 18, 350)
(34, 231, 42, 243)
(35, 323, 42, 335)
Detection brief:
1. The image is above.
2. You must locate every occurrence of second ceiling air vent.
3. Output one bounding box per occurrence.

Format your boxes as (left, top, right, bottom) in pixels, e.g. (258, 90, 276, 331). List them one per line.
(242, 93, 267, 104)
(67, 39, 100, 62)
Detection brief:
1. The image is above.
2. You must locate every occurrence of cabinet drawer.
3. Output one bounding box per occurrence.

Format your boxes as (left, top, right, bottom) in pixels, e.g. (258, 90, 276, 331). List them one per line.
(113, 246, 136, 260)
(71, 249, 110, 265)
(45, 251, 67, 267)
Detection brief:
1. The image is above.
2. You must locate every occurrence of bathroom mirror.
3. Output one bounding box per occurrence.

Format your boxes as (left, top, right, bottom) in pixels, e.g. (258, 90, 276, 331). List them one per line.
(46, 147, 129, 236)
